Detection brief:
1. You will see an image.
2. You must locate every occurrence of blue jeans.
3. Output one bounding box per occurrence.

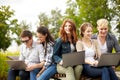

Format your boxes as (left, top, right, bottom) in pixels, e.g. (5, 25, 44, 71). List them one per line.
(37, 64, 57, 80)
(30, 68, 40, 80)
(83, 64, 118, 80)
(8, 68, 29, 80)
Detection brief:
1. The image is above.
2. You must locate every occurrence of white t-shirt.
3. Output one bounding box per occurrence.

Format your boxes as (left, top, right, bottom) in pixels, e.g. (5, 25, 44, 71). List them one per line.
(97, 38, 107, 54)
(82, 42, 96, 62)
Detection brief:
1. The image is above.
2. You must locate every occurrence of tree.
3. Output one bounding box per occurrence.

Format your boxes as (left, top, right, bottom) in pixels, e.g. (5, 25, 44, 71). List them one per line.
(0, 6, 31, 50)
(38, 12, 50, 26)
(0, 6, 19, 50)
(38, 9, 63, 39)
(65, 0, 120, 36)
(13, 20, 31, 45)
(49, 8, 63, 39)
(110, 0, 120, 42)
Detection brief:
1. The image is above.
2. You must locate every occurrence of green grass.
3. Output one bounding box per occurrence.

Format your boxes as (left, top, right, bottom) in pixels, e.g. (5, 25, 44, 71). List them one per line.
(0, 51, 19, 80)
(116, 66, 120, 71)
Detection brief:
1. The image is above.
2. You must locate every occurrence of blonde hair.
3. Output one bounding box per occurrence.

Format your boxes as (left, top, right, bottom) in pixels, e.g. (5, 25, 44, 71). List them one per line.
(97, 18, 109, 27)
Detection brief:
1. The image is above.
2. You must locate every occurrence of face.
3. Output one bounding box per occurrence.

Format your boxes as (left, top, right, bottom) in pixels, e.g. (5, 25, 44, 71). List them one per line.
(36, 32, 47, 43)
(64, 22, 72, 34)
(97, 26, 108, 37)
(83, 27, 93, 39)
(21, 37, 31, 45)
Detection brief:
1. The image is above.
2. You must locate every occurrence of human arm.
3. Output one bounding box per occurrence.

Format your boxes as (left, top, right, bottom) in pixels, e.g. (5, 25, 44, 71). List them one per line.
(26, 44, 45, 71)
(86, 40, 101, 66)
(43, 44, 53, 68)
(53, 38, 63, 64)
(26, 61, 45, 71)
(76, 40, 100, 66)
(19, 44, 25, 60)
(111, 34, 120, 52)
(76, 40, 83, 52)
(36, 66, 46, 78)
(94, 40, 101, 59)
(85, 60, 98, 66)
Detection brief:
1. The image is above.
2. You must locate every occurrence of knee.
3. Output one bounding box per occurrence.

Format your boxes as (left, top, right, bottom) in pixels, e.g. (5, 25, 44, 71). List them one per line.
(75, 65, 83, 71)
(102, 67, 109, 73)
(30, 69, 35, 75)
(19, 71, 29, 78)
(19, 71, 24, 77)
(8, 69, 14, 74)
(66, 67, 74, 72)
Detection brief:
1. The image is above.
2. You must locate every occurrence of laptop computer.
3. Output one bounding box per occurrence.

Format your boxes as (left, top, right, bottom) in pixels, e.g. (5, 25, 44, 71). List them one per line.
(6, 60, 27, 70)
(94, 53, 120, 67)
(6, 56, 19, 60)
(62, 51, 85, 67)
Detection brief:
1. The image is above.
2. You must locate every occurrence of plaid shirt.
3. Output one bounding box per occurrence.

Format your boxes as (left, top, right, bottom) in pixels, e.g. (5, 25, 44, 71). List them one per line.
(39, 43, 53, 68)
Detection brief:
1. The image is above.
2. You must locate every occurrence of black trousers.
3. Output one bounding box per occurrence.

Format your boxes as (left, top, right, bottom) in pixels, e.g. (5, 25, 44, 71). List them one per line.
(7, 68, 29, 80)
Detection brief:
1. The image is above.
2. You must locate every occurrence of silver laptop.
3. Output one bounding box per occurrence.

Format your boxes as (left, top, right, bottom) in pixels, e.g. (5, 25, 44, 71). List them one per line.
(6, 56, 19, 60)
(94, 54, 120, 67)
(62, 51, 85, 67)
(6, 60, 27, 70)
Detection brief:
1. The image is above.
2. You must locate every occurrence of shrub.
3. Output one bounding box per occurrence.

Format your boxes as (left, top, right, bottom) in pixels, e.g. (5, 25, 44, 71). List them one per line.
(0, 51, 19, 80)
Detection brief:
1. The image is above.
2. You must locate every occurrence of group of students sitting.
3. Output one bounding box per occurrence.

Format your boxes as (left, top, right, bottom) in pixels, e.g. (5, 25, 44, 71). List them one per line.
(7, 18, 120, 80)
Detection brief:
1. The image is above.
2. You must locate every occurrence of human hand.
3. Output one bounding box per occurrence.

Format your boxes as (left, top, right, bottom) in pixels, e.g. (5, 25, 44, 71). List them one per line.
(91, 60, 98, 66)
(36, 73, 41, 78)
(36, 67, 45, 78)
(59, 60, 63, 66)
(112, 66, 116, 71)
(94, 60, 98, 66)
(26, 65, 35, 71)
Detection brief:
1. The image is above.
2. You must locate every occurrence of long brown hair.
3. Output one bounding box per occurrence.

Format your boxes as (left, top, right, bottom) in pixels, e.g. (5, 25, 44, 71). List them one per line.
(59, 19, 78, 43)
(37, 26, 54, 56)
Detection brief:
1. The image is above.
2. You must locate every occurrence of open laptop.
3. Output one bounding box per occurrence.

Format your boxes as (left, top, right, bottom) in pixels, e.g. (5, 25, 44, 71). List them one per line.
(6, 60, 27, 70)
(6, 56, 19, 60)
(93, 53, 120, 67)
(62, 51, 85, 67)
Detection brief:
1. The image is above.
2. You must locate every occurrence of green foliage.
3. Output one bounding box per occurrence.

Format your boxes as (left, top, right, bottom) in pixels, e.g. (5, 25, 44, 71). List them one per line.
(0, 52, 19, 80)
(0, 6, 14, 50)
(65, 0, 120, 35)
(38, 8, 64, 39)
(0, 53, 8, 80)
(0, 5, 31, 50)
(0, 6, 19, 50)
(38, 13, 50, 26)
(116, 66, 120, 71)
(14, 21, 31, 45)
(0, 51, 19, 80)
(49, 8, 63, 39)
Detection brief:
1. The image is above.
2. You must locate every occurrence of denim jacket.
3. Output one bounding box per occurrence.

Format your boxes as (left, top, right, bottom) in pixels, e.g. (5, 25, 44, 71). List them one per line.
(53, 38, 76, 63)
(92, 33, 120, 53)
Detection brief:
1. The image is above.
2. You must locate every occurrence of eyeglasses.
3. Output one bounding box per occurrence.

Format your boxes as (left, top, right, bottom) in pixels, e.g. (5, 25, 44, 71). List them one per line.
(21, 39, 29, 43)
